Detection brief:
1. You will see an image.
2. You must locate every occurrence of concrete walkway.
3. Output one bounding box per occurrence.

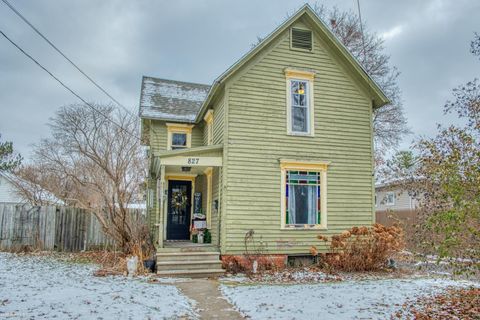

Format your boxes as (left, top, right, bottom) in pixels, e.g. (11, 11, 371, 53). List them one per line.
(176, 279, 244, 319)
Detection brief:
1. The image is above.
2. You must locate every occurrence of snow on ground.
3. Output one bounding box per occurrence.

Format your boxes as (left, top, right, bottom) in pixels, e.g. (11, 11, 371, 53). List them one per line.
(220, 277, 478, 320)
(0, 253, 195, 319)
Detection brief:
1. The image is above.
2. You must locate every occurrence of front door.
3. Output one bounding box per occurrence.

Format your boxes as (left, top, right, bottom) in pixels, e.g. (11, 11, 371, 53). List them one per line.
(167, 180, 192, 240)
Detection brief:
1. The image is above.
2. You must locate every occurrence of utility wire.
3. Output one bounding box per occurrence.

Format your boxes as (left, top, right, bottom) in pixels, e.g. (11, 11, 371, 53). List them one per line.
(1, 0, 166, 143)
(1, 0, 134, 115)
(0, 29, 140, 142)
(356, 0, 367, 65)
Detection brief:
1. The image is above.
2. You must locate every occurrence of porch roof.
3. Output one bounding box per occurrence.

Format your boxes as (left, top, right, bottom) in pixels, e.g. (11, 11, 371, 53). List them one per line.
(152, 144, 223, 176)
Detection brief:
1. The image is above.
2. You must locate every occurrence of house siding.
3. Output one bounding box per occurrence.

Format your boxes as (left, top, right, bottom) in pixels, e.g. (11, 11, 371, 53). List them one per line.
(222, 21, 374, 254)
(376, 187, 415, 212)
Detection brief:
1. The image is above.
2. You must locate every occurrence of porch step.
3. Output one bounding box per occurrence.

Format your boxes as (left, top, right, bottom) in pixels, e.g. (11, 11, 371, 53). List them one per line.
(156, 252, 220, 262)
(156, 260, 223, 271)
(156, 268, 225, 278)
(156, 251, 224, 278)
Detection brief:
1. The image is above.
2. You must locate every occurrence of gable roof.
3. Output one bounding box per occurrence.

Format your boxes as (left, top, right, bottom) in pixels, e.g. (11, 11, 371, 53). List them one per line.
(139, 76, 210, 122)
(139, 4, 389, 123)
(195, 4, 389, 122)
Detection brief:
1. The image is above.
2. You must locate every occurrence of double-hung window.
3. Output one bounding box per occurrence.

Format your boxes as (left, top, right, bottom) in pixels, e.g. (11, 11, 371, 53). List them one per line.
(281, 160, 328, 229)
(290, 80, 310, 133)
(166, 123, 193, 150)
(285, 69, 315, 136)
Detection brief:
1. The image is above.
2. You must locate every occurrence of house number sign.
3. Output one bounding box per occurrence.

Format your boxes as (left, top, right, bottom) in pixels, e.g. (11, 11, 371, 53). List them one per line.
(187, 158, 200, 165)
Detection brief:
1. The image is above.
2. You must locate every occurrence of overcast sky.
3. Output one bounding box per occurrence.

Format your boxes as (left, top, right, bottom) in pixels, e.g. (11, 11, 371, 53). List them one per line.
(1, 0, 479, 160)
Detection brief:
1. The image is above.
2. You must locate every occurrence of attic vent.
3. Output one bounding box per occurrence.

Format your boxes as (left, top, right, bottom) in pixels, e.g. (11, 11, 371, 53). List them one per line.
(291, 28, 312, 51)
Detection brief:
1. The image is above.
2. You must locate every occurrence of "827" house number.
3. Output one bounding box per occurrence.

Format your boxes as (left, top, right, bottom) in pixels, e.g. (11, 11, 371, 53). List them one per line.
(187, 158, 199, 165)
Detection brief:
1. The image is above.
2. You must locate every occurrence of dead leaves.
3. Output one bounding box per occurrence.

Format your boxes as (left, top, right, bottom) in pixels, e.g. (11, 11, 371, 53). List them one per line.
(394, 287, 480, 319)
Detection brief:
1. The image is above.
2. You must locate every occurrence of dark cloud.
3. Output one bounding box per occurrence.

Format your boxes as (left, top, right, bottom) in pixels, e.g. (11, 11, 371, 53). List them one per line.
(1, 0, 479, 159)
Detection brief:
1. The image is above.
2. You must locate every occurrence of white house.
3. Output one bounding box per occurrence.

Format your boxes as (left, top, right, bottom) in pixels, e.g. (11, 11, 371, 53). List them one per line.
(0, 171, 62, 205)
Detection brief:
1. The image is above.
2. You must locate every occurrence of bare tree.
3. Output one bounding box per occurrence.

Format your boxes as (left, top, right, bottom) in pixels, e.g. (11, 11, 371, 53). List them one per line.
(27, 104, 146, 252)
(312, 4, 409, 155)
(11, 164, 64, 206)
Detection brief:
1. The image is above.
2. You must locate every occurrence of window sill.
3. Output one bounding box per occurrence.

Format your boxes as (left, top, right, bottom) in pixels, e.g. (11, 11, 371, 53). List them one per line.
(287, 132, 314, 137)
(281, 225, 327, 231)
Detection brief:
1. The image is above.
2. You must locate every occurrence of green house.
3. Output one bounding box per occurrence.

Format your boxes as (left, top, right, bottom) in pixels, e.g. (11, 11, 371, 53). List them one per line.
(139, 4, 388, 276)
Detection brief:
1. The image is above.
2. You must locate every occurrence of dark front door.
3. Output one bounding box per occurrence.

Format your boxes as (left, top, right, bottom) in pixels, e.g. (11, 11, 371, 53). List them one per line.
(167, 180, 192, 240)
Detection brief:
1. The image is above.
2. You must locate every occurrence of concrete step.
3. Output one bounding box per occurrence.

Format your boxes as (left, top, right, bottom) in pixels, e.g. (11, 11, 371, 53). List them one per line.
(157, 252, 220, 262)
(157, 268, 225, 278)
(156, 260, 223, 271)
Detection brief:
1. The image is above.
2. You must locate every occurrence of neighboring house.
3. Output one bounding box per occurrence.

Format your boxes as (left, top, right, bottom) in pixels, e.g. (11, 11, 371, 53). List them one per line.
(0, 171, 62, 205)
(375, 181, 419, 240)
(375, 182, 417, 213)
(139, 5, 389, 275)
(0, 171, 25, 203)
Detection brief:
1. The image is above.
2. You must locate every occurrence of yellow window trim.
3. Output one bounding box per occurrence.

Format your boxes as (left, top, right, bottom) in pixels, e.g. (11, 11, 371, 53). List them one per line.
(280, 160, 329, 230)
(166, 123, 193, 150)
(284, 68, 315, 80)
(285, 69, 315, 137)
(203, 110, 214, 146)
(204, 167, 213, 228)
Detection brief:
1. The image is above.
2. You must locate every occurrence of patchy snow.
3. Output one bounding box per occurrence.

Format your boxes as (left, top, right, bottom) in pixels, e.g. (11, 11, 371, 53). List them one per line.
(141, 78, 209, 105)
(0, 253, 195, 319)
(220, 278, 478, 320)
(221, 268, 341, 284)
(140, 107, 197, 122)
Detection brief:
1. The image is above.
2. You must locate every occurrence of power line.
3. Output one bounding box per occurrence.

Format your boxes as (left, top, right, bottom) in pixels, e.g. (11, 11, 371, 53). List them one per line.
(356, 0, 367, 64)
(1, 0, 134, 115)
(0, 29, 140, 142)
(1, 0, 166, 141)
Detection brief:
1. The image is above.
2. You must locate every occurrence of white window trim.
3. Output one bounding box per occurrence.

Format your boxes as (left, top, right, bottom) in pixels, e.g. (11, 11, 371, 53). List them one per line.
(385, 192, 395, 206)
(285, 69, 315, 137)
(203, 109, 214, 146)
(166, 123, 193, 150)
(280, 160, 329, 230)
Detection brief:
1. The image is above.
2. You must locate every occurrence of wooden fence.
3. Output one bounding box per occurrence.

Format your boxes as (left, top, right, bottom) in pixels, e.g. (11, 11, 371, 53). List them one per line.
(0, 204, 145, 252)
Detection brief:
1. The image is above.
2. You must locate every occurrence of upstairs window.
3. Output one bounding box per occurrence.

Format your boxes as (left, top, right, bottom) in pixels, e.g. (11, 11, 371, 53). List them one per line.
(290, 80, 310, 133)
(285, 69, 315, 136)
(166, 123, 193, 150)
(171, 133, 187, 150)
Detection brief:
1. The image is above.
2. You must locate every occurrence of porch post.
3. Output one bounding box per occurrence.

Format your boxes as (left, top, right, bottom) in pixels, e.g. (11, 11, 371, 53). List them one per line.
(157, 165, 166, 248)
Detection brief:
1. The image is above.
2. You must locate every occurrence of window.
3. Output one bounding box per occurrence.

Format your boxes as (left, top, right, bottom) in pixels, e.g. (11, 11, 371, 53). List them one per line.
(286, 171, 320, 225)
(204, 109, 214, 146)
(280, 160, 328, 229)
(166, 123, 193, 150)
(171, 133, 187, 149)
(385, 192, 395, 206)
(285, 69, 315, 136)
(290, 80, 309, 133)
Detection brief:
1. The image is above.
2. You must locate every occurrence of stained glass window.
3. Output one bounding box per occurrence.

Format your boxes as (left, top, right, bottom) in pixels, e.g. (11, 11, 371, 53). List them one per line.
(285, 170, 320, 225)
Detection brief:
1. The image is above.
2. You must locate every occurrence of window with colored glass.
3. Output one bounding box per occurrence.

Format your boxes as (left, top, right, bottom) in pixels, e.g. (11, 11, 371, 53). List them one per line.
(290, 79, 309, 133)
(171, 133, 187, 150)
(285, 170, 320, 225)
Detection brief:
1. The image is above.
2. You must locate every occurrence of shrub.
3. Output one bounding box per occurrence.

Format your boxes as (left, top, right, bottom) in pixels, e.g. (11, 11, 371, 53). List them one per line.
(314, 223, 404, 272)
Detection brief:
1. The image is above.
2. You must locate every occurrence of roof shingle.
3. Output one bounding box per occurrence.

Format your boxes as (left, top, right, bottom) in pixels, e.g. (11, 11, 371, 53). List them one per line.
(139, 76, 210, 122)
